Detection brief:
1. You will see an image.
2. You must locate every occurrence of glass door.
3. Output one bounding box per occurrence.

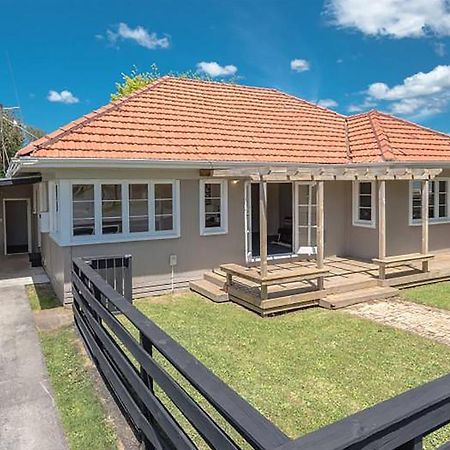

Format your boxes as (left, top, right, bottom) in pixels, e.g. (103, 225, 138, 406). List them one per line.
(294, 183, 317, 255)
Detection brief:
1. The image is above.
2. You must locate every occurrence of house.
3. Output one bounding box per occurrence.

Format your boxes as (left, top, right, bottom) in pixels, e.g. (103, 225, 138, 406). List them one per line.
(6, 76, 450, 313)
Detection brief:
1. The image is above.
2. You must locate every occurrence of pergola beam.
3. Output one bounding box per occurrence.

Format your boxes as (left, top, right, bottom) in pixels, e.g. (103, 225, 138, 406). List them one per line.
(209, 167, 442, 181)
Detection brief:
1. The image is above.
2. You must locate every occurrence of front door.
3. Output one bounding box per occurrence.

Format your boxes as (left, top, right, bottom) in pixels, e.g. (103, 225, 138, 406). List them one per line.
(294, 183, 317, 255)
(4, 199, 30, 255)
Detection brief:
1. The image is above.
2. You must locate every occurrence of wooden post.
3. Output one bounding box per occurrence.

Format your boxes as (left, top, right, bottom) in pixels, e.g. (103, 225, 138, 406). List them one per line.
(378, 180, 386, 280)
(421, 180, 430, 272)
(259, 178, 268, 300)
(316, 181, 325, 290)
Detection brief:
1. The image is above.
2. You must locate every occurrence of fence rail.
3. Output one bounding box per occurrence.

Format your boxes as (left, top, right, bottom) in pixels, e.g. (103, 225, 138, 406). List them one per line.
(72, 255, 450, 450)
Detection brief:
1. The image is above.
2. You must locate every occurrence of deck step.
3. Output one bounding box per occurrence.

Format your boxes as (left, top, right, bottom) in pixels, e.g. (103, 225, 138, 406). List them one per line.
(204, 271, 227, 289)
(319, 286, 399, 310)
(189, 279, 229, 303)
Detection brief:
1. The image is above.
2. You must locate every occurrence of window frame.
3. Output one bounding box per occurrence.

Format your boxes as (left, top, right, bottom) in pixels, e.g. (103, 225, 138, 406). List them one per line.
(409, 178, 450, 226)
(352, 181, 376, 229)
(66, 179, 180, 245)
(199, 179, 228, 236)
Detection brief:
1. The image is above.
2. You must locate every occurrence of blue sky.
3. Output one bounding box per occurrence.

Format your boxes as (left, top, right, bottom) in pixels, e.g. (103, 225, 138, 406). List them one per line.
(2, 0, 450, 134)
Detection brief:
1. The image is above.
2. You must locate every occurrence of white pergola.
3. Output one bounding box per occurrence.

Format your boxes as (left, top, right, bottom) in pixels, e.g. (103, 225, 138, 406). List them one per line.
(206, 166, 443, 282)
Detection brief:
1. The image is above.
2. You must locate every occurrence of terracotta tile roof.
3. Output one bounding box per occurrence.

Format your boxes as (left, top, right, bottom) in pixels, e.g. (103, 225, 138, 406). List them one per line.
(17, 77, 450, 165)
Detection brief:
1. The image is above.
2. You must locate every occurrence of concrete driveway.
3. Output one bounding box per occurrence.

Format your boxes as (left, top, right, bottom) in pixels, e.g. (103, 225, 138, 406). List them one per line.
(0, 283, 68, 450)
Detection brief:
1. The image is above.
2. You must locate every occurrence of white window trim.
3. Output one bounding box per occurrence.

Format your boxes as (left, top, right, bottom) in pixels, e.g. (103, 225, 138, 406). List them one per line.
(199, 179, 228, 236)
(352, 181, 376, 228)
(409, 178, 450, 226)
(53, 179, 181, 246)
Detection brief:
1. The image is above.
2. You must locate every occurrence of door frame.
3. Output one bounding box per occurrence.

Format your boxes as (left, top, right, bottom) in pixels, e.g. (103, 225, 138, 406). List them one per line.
(3, 198, 32, 256)
(244, 180, 297, 263)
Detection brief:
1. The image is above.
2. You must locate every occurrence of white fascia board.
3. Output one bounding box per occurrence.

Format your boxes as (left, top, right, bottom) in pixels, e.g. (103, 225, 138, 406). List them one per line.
(9, 156, 450, 175)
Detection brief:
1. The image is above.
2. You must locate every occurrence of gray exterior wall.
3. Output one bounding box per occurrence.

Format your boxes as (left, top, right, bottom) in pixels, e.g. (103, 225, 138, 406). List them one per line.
(36, 167, 450, 303)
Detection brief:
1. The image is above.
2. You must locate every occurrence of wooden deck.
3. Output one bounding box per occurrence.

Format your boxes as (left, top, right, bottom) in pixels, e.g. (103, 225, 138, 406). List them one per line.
(190, 251, 450, 316)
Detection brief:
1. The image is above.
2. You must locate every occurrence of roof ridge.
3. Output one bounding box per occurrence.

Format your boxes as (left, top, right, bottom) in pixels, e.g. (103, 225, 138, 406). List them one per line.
(272, 88, 347, 118)
(19, 76, 170, 156)
(374, 110, 450, 140)
(367, 111, 397, 162)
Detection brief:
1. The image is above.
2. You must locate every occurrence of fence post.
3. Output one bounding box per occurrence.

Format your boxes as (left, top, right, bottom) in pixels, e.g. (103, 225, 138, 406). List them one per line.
(139, 330, 155, 450)
(124, 255, 133, 303)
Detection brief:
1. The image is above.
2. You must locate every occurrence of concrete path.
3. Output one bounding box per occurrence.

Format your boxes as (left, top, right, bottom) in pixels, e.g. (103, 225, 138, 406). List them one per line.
(346, 299, 450, 346)
(0, 284, 68, 450)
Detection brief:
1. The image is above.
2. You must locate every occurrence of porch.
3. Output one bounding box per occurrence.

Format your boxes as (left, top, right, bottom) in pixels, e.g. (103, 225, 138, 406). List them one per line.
(191, 252, 450, 316)
(191, 166, 449, 315)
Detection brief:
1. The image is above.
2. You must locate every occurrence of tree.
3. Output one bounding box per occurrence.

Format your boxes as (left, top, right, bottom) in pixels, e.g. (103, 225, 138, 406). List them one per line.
(0, 107, 45, 175)
(111, 63, 236, 101)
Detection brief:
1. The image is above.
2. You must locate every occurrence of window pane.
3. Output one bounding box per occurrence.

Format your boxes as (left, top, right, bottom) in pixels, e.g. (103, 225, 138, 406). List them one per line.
(102, 184, 122, 234)
(205, 198, 221, 213)
(359, 182, 371, 195)
(102, 201, 122, 218)
(102, 184, 121, 200)
(205, 183, 221, 198)
(155, 199, 173, 215)
(73, 202, 94, 219)
(130, 216, 149, 233)
(73, 219, 95, 236)
(72, 184, 95, 236)
(203, 182, 222, 230)
(155, 215, 173, 231)
(129, 200, 148, 217)
(129, 184, 148, 200)
(73, 184, 94, 201)
(413, 207, 421, 220)
(155, 183, 172, 199)
(359, 207, 371, 221)
(359, 195, 371, 208)
(102, 218, 123, 234)
(205, 213, 221, 228)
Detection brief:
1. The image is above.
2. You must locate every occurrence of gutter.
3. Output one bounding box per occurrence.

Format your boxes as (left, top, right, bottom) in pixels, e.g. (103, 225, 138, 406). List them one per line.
(9, 156, 450, 176)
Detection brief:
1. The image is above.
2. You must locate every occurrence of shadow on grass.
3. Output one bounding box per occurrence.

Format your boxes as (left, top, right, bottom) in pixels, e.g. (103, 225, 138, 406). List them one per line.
(26, 283, 60, 311)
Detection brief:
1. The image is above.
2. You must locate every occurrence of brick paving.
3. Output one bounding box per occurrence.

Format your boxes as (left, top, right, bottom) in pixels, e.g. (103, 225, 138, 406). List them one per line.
(345, 299, 450, 346)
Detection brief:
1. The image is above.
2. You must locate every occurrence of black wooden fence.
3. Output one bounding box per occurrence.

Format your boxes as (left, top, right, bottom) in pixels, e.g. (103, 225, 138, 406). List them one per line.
(72, 255, 450, 450)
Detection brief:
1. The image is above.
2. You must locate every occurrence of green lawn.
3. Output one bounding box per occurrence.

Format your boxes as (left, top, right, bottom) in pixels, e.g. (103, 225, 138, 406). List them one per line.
(134, 292, 450, 448)
(26, 283, 60, 311)
(26, 284, 118, 450)
(401, 281, 450, 311)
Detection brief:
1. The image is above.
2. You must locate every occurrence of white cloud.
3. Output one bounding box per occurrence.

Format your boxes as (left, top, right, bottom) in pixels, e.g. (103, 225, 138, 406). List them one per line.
(318, 98, 338, 108)
(47, 90, 79, 104)
(104, 23, 169, 49)
(368, 65, 450, 100)
(365, 65, 450, 118)
(326, 0, 450, 38)
(347, 98, 377, 113)
(290, 59, 310, 72)
(196, 61, 237, 77)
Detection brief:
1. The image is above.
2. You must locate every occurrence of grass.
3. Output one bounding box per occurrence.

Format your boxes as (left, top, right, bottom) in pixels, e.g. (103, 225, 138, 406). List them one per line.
(133, 292, 450, 448)
(39, 327, 118, 450)
(26, 283, 60, 311)
(401, 281, 450, 311)
(25, 284, 118, 450)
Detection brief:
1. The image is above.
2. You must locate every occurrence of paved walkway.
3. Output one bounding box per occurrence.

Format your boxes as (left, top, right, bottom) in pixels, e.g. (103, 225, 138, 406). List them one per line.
(346, 298, 450, 346)
(0, 284, 68, 450)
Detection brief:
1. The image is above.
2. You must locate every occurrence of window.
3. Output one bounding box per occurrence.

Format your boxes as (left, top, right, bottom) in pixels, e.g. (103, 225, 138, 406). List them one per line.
(68, 180, 180, 244)
(72, 184, 95, 236)
(49, 181, 60, 234)
(200, 180, 228, 235)
(102, 184, 122, 234)
(410, 179, 450, 225)
(352, 181, 376, 228)
(129, 184, 149, 233)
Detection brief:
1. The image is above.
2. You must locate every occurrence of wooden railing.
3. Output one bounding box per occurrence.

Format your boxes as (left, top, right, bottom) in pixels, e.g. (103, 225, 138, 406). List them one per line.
(72, 255, 450, 450)
(72, 256, 289, 449)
